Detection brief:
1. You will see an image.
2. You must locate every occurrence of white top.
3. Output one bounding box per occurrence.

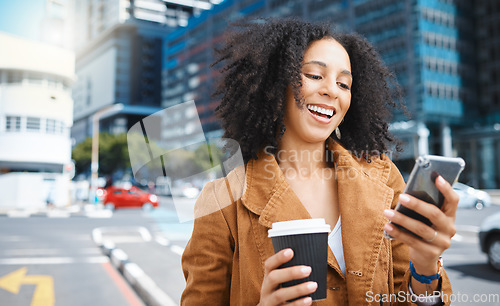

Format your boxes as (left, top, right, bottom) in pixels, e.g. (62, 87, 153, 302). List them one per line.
(328, 217, 346, 275)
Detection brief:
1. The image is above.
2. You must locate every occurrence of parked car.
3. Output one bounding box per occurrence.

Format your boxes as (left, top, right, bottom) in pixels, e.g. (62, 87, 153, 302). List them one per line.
(479, 212, 500, 271)
(453, 182, 492, 210)
(103, 185, 159, 210)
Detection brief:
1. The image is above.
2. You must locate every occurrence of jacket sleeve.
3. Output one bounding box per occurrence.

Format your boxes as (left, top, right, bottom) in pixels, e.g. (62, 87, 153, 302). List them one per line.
(387, 160, 453, 305)
(181, 180, 235, 306)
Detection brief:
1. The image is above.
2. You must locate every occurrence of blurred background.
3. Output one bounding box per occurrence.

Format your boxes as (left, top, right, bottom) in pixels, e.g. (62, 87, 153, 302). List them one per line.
(0, 1, 499, 305)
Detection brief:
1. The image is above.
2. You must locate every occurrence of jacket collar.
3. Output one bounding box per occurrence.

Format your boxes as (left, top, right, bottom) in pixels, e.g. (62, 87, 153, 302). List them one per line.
(241, 138, 392, 220)
(240, 139, 395, 284)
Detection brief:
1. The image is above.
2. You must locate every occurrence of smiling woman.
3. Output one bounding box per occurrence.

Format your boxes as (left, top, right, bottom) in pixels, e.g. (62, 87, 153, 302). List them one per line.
(181, 17, 460, 306)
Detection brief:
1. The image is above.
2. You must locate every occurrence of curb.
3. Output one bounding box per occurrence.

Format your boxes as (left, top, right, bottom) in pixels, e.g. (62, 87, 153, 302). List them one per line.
(92, 229, 178, 306)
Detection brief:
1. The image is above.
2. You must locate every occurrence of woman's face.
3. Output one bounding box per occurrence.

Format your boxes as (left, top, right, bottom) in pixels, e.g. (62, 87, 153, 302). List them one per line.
(283, 38, 352, 146)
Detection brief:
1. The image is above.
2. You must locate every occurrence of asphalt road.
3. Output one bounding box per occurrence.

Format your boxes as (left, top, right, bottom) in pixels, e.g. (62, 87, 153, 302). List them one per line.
(0, 213, 146, 306)
(0, 198, 499, 306)
(442, 205, 500, 305)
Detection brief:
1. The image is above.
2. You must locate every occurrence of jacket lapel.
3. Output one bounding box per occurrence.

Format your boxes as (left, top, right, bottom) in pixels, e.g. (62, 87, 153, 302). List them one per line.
(330, 141, 395, 301)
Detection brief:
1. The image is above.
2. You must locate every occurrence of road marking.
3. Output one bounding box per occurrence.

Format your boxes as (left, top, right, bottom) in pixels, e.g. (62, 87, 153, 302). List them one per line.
(6, 211, 31, 218)
(1, 248, 101, 256)
(154, 234, 184, 255)
(170, 245, 184, 256)
(138, 227, 152, 242)
(0, 236, 30, 242)
(154, 235, 170, 246)
(442, 254, 488, 261)
(0, 256, 109, 265)
(456, 225, 480, 232)
(47, 211, 70, 218)
(0, 267, 54, 306)
(2, 249, 61, 256)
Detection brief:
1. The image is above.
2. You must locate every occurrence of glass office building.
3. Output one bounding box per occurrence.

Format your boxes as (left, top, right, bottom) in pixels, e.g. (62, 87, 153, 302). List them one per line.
(71, 0, 215, 144)
(162, 0, 500, 187)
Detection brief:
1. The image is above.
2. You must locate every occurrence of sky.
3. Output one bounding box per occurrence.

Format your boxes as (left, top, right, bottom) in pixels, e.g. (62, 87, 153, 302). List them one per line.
(0, 0, 46, 40)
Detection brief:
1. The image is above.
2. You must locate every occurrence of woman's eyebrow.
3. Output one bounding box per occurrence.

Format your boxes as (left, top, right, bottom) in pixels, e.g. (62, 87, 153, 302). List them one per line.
(303, 61, 352, 77)
(303, 60, 327, 67)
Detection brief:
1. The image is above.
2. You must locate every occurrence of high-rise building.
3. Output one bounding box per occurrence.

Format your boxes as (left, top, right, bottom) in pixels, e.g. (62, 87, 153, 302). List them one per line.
(454, 0, 500, 188)
(0, 33, 75, 208)
(162, 0, 500, 188)
(71, 0, 215, 146)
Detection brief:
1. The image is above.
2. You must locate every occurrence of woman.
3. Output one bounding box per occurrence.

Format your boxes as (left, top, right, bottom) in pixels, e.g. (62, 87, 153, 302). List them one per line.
(181, 18, 457, 305)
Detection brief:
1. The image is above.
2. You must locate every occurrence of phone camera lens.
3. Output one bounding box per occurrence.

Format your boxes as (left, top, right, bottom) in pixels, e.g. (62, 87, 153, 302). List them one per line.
(423, 162, 430, 169)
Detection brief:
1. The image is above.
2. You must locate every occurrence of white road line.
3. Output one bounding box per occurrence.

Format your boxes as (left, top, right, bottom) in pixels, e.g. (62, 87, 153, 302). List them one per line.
(138, 227, 152, 242)
(170, 245, 185, 256)
(0, 256, 109, 265)
(7, 211, 31, 218)
(0, 236, 30, 242)
(104, 236, 148, 243)
(456, 225, 480, 232)
(442, 254, 487, 261)
(47, 211, 71, 218)
(1, 248, 102, 256)
(154, 235, 170, 246)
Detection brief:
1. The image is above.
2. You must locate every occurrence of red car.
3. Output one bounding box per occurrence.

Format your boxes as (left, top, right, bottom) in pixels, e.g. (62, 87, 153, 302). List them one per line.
(103, 186, 159, 210)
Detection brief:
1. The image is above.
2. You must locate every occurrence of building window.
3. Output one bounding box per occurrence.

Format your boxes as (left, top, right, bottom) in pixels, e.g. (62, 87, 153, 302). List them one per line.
(26, 117, 41, 132)
(46, 119, 56, 134)
(6, 116, 21, 132)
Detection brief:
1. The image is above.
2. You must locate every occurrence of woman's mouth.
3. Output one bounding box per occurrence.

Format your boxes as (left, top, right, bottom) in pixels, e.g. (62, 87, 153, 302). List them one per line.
(306, 104, 335, 119)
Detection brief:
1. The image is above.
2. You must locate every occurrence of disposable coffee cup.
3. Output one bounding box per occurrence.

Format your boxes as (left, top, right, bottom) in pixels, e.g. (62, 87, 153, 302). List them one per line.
(268, 218, 331, 301)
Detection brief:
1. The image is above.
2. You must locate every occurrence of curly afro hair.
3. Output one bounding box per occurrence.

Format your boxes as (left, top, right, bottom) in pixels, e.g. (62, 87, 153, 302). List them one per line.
(213, 18, 403, 163)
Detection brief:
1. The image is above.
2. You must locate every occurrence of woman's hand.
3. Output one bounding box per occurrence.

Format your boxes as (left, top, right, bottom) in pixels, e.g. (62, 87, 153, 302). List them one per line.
(383, 176, 459, 291)
(258, 248, 317, 306)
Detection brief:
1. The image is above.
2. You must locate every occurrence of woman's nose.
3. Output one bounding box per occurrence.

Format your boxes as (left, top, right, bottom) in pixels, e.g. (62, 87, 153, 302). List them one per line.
(319, 78, 338, 98)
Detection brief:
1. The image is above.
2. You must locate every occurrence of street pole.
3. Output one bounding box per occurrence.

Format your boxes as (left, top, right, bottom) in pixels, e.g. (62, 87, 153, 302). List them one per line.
(89, 104, 124, 203)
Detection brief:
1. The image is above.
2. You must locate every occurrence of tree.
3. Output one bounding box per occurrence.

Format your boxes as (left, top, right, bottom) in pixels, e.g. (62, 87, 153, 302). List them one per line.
(72, 132, 130, 177)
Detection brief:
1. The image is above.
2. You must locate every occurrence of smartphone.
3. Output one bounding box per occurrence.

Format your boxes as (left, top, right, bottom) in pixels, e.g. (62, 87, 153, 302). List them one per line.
(384, 155, 466, 240)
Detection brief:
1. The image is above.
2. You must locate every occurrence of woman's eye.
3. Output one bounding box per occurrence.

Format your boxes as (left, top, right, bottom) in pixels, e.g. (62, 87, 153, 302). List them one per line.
(338, 82, 350, 90)
(305, 74, 321, 80)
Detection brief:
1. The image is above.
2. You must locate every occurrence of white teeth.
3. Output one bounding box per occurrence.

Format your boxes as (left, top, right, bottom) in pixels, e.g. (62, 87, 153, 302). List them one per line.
(307, 105, 334, 117)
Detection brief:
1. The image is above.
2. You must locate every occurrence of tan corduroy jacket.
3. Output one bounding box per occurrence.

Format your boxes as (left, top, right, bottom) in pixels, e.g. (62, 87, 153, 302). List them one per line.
(181, 140, 453, 305)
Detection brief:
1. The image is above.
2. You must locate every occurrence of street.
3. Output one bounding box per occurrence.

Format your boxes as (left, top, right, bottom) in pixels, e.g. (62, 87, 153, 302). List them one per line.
(0, 213, 146, 306)
(442, 205, 500, 304)
(0, 198, 499, 305)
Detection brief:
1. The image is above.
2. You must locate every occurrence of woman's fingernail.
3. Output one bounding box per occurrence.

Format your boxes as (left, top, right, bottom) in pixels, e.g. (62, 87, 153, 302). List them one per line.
(399, 194, 410, 204)
(284, 249, 293, 258)
(307, 282, 318, 290)
(303, 297, 312, 305)
(437, 176, 446, 185)
(384, 209, 394, 218)
(301, 266, 312, 275)
(384, 223, 394, 232)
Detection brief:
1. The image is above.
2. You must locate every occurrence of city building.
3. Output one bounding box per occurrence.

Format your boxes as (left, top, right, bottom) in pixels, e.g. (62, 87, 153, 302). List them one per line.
(71, 0, 217, 150)
(454, 0, 500, 188)
(40, 0, 75, 49)
(0, 33, 75, 208)
(162, 0, 500, 188)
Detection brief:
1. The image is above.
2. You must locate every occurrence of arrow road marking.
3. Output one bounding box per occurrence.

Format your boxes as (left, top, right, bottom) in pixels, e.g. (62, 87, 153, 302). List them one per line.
(0, 267, 55, 306)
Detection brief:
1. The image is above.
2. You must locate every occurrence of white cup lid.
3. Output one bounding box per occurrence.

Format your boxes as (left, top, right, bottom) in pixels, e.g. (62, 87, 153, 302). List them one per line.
(268, 218, 331, 237)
